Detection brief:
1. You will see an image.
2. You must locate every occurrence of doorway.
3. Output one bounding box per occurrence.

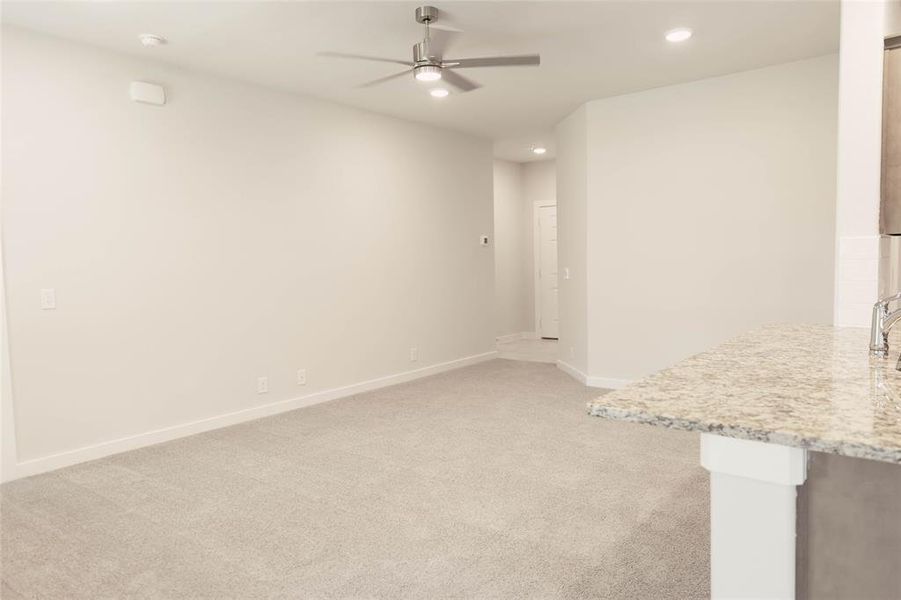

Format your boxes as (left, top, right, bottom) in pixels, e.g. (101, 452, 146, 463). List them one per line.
(534, 202, 559, 339)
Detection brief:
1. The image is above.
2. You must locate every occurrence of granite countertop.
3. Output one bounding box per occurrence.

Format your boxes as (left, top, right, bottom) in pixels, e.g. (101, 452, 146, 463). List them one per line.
(587, 324, 901, 464)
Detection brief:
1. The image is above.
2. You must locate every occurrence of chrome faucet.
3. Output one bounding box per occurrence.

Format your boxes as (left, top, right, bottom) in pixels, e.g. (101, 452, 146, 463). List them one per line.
(869, 292, 901, 361)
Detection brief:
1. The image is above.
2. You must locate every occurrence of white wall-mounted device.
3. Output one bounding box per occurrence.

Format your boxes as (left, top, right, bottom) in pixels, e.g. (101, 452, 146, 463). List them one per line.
(40, 288, 56, 310)
(129, 81, 166, 106)
(479, 235, 490, 246)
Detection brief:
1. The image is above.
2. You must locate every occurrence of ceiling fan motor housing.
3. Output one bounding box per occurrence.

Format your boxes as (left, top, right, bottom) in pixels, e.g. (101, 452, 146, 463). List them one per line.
(413, 41, 439, 64)
(415, 6, 439, 24)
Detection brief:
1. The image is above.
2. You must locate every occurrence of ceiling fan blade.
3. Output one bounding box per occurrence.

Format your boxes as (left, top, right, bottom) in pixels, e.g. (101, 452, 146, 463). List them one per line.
(357, 69, 413, 88)
(318, 51, 413, 67)
(443, 55, 540, 69)
(430, 22, 464, 33)
(441, 69, 481, 93)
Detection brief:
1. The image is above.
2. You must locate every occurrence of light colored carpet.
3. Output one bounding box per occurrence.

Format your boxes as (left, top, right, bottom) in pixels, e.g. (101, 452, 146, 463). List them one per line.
(496, 338, 559, 363)
(1, 359, 709, 599)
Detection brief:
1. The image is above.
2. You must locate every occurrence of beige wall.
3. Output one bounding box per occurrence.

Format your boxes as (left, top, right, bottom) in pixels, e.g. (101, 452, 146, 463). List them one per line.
(564, 55, 838, 383)
(888, 0, 901, 36)
(493, 160, 530, 338)
(523, 160, 556, 336)
(1, 28, 495, 473)
(522, 161, 556, 208)
(492, 159, 556, 339)
(555, 108, 589, 375)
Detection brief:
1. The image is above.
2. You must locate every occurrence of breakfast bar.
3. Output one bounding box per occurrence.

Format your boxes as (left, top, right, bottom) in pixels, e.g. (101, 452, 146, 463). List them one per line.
(588, 324, 901, 600)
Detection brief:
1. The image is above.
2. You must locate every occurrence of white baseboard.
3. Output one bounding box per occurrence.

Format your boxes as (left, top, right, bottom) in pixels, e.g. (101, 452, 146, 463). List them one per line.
(496, 332, 522, 343)
(556, 360, 632, 390)
(4, 350, 498, 482)
(495, 331, 540, 344)
(585, 375, 632, 390)
(556, 359, 588, 384)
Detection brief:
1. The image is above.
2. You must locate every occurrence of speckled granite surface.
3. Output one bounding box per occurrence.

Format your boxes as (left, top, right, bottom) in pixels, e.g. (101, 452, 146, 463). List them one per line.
(588, 325, 901, 464)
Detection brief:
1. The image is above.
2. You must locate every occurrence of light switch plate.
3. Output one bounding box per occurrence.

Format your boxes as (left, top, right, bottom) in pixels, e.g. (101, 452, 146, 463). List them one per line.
(296, 369, 306, 385)
(130, 81, 166, 106)
(40, 288, 56, 310)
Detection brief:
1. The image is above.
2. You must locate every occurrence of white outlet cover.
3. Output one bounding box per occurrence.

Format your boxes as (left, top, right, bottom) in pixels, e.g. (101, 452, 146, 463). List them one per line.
(410, 347, 418, 362)
(40, 288, 56, 310)
(256, 376, 268, 394)
(130, 81, 166, 106)
(296, 369, 307, 385)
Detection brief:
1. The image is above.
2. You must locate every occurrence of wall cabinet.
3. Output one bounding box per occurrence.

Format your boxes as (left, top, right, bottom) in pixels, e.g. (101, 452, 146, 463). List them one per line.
(881, 41, 901, 234)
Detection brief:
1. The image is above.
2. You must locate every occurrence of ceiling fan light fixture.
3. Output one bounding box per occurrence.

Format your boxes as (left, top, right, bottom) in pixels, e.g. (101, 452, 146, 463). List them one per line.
(532, 146, 547, 155)
(414, 65, 442, 82)
(430, 88, 450, 98)
(665, 28, 693, 43)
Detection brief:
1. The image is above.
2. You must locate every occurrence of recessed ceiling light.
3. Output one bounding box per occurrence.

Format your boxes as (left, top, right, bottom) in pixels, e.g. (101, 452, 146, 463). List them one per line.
(139, 34, 167, 47)
(414, 65, 442, 82)
(665, 28, 693, 43)
(430, 88, 449, 98)
(532, 147, 547, 155)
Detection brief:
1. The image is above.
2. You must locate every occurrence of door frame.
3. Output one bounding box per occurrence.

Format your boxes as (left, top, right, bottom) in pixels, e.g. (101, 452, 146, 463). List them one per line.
(533, 200, 558, 339)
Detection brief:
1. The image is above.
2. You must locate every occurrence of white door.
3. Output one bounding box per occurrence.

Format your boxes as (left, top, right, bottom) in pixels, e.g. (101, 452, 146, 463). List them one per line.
(537, 205, 559, 339)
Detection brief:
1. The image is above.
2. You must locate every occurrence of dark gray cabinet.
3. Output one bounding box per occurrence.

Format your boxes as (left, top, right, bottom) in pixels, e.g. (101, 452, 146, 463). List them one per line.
(881, 40, 901, 234)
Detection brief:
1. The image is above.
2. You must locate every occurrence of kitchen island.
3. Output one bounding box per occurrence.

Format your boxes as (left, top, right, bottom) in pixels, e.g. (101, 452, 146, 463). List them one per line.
(588, 324, 901, 599)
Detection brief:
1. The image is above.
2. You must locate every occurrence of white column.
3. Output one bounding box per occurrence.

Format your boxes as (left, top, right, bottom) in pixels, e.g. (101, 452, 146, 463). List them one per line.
(700, 434, 807, 600)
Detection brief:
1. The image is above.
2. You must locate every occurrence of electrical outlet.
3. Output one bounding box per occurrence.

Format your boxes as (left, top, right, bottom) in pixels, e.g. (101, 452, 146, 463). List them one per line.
(40, 288, 56, 310)
(256, 376, 268, 394)
(410, 347, 418, 362)
(296, 369, 306, 385)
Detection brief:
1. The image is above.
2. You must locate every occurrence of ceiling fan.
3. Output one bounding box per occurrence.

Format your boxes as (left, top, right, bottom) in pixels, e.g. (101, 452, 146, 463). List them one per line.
(318, 6, 540, 93)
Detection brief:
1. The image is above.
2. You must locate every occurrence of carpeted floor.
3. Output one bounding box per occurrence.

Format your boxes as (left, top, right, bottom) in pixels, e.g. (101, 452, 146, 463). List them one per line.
(1, 359, 709, 599)
(496, 338, 559, 363)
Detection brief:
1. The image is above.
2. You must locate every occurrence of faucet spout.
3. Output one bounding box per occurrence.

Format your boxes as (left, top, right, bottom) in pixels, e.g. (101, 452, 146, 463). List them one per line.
(870, 292, 901, 358)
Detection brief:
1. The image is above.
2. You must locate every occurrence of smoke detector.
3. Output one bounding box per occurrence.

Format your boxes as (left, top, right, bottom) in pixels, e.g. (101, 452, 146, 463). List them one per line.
(139, 34, 167, 47)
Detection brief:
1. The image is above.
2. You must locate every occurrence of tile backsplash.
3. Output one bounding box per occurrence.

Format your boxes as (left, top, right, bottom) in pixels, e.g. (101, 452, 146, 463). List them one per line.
(835, 236, 879, 327)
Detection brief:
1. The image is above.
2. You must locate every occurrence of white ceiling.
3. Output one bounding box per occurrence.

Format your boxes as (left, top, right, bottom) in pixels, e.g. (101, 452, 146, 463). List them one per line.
(2, 1, 839, 163)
